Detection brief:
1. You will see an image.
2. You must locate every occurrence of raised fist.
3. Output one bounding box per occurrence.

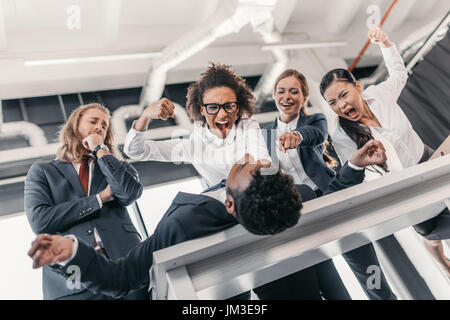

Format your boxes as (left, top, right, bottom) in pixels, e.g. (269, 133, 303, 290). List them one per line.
(368, 27, 391, 48)
(144, 98, 175, 121)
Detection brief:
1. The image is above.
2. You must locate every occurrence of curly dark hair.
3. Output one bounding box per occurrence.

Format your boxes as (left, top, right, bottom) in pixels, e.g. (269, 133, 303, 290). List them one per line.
(228, 170, 303, 235)
(186, 63, 257, 125)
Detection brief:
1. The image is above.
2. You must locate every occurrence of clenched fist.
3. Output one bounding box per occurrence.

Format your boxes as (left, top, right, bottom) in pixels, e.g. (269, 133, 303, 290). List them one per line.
(279, 131, 302, 153)
(368, 27, 392, 48)
(350, 139, 387, 168)
(144, 98, 175, 121)
(82, 133, 104, 151)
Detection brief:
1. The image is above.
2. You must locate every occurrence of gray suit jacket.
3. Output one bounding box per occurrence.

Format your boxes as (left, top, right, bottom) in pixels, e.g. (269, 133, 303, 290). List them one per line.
(24, 154, 144, 299)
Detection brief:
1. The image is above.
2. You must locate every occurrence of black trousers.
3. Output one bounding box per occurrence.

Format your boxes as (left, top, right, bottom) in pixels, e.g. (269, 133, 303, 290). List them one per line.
(56, 287, 149, 300)
(413, 145, 450, 240)
(253, 259, 350, 300)
(313, 191, 396, 300)
(341, 242, 397, 300)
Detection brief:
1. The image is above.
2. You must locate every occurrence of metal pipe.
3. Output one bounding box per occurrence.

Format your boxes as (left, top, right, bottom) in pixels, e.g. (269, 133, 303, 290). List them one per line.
(348, 0, 399, 72)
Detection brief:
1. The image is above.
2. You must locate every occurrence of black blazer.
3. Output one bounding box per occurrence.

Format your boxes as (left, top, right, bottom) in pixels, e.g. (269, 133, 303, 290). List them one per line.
(53, 163, 364, 299)
(264, 112, 336, 192)
(25, 155, 144, 299)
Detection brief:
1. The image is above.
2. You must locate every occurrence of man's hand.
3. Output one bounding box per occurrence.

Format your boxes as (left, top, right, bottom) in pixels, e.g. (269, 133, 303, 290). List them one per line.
(279, 131, 302, 153)
(368, 27, 392, 48)
(350, 139, 387, 167)
(28, 234, 74, 269)
(144, 98, 175, 121)
(82, 133, 104, 152)
(99, 184, 114, 204)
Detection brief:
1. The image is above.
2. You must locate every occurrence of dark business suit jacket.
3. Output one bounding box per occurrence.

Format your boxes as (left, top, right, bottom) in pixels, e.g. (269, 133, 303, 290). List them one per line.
(25, 154, 146, 300)
(266, 114, 396, 300)
(264, 112, 336, 192)
(50, 163, 364, 299)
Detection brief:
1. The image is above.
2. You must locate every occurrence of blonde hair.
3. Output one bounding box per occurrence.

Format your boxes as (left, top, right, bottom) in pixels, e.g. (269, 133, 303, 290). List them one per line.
(273, 69, 310, 115)
(56, 103, 122, 162)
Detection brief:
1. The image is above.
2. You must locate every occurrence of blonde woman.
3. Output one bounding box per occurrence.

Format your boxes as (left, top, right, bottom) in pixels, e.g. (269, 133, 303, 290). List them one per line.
(24, 103, 147, 300)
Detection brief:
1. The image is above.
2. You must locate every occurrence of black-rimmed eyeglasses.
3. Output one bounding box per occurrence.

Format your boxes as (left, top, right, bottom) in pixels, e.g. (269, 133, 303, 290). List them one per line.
(202, 102, 238, 115)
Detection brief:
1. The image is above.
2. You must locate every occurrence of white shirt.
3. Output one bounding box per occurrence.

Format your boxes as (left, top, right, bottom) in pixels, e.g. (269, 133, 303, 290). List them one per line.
(332, 44, 425, 175)
(73, 157, 104, 251)
(275, 115, 318, 189)
(202, 187, 227, 204)
(124, 115, 271, 186)
(371, 129, 403, 172)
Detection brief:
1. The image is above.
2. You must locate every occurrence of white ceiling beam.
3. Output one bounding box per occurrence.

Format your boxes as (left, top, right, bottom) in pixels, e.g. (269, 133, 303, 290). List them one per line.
(382, 0, 418, 32)
(272, 0, 298, 33)
(0, 1, 7, 52)
(325, 0, 364, 35)
(103, 0, 122, 45)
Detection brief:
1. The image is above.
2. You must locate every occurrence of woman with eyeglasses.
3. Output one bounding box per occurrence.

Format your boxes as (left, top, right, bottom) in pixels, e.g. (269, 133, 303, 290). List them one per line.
(124, 63, 270, 187)
(320, 27, 450, 277)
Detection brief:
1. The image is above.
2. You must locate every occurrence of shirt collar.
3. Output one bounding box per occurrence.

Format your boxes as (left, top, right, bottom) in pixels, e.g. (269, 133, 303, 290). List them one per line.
(278, 115, 299, 133)
(204, 122, 237, 146)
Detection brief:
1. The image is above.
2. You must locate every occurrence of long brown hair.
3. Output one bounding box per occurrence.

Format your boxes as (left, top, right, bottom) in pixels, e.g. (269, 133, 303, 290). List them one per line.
(56, 103, 122, 162)
(274, 69, 337, 167)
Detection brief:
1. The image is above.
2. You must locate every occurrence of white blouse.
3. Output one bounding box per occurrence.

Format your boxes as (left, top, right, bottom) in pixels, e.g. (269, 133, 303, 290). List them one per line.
(332, 44, 425, 173)
(276, 115, 318, 189)
(123, 115, 271, 186)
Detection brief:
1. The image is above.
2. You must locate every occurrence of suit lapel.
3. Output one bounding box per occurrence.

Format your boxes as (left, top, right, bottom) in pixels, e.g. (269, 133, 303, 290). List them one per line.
(170, 192, 233, 222)
(52, 160, 86, 198)
(89, 161, 106, 195)
(267, 119, 279, 162)
(295, 113, 306, 159)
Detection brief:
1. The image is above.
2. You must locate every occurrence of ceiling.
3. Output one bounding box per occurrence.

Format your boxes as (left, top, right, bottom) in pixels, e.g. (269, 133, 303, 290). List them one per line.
(0, 0, 448, 99)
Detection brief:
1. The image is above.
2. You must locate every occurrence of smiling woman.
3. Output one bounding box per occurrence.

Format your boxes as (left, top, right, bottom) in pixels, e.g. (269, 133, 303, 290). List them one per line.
(124, 63, 271, 187)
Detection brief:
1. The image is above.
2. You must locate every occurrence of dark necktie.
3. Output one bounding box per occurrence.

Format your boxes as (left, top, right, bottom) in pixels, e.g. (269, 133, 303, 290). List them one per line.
(201, 179, 227, 193)
(79, 157, 89, 196)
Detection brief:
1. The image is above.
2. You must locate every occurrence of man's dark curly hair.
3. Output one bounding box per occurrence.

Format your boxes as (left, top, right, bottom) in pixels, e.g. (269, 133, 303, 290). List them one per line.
(228, 170, 303, 235)
(186, 63, 257, 125)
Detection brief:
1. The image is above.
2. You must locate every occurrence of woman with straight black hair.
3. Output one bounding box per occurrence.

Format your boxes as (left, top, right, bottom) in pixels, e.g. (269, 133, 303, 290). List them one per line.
(320, 27, 450, 278)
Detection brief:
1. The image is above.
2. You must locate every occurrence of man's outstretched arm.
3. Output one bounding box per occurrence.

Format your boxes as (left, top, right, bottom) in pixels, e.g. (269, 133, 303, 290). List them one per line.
(28, 233, 157, 298)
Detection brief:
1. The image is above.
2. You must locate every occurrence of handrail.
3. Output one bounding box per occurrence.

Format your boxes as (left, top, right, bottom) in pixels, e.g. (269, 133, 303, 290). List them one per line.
(152, 155, 450, 299)
(348, 0, 399, 72)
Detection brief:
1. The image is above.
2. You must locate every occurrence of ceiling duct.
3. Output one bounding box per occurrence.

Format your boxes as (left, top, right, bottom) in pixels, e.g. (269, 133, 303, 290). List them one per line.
(253, 28, 288, 106)
(0, 121, 47, 147)
(111, 103, 193, 145)
(140, 0, 279, 107)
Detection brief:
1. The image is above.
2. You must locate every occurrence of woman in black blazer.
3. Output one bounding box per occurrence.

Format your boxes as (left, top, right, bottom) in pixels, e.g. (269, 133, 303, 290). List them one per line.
(266, 69, 396, 300)
(265, 69, 336, 196)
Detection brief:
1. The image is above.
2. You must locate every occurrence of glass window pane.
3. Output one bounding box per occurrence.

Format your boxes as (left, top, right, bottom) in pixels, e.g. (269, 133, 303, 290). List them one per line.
(0, 214, 43, 300)
(136, 177, 204, 235)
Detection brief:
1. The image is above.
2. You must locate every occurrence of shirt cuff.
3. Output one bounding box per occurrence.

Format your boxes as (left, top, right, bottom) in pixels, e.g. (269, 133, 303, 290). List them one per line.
(57, 235, 78, 267)
(348, 161, 365, 171)
(96, 194, 103, 209)
(131, 120, 148, 134)
(293, 131, 304, 144)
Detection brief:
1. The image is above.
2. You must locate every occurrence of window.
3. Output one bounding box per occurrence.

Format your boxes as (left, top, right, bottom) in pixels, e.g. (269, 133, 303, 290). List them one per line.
(135, 177, 204, 235)
(0, 213, 43, 300)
